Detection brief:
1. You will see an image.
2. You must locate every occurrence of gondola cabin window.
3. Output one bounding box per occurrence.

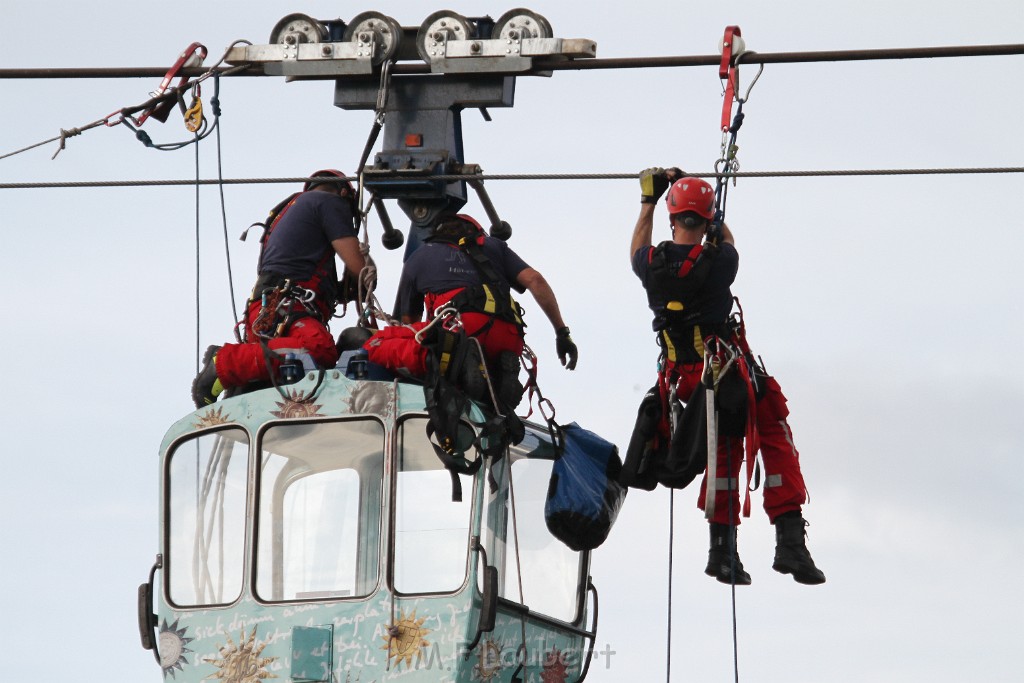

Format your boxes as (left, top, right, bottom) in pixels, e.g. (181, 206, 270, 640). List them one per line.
(166, 428, 249, 607)
(255, 419, 385, 602)
(486, 453, 585, 623)
(393, 417, 476, 594)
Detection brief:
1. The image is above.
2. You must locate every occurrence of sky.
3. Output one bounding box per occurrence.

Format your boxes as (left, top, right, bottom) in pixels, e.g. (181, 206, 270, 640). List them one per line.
(1, 1, 1022, 681)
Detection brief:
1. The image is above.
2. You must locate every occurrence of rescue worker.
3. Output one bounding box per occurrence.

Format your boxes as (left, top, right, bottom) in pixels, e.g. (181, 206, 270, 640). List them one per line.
(191, 170, 368, 407)
(630, 167, 825, 585)
(365, 213, 577, 408)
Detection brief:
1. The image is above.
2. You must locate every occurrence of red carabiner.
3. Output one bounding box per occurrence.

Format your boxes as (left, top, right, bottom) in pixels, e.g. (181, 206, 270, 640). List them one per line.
(135, 42, 208, 126)
(719, 26, 742, 132)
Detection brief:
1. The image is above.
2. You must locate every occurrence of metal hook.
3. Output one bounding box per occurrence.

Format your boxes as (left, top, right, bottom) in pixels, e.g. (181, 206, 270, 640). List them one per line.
(375, 58, 393, 122)
(733, 51, 765, 103)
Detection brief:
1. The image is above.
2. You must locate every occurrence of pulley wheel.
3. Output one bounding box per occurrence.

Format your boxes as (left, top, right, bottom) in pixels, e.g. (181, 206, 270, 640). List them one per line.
(343, 11, 402, 65)
(491, 8, 552, 41)
(269, 13, 328, 45)
(417, 10, 473, 62)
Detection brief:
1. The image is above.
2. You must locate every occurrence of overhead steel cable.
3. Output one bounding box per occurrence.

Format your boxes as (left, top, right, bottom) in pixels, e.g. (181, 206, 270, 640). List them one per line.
(1, 42, 1023, 80)
(2, 166, 1024, 190)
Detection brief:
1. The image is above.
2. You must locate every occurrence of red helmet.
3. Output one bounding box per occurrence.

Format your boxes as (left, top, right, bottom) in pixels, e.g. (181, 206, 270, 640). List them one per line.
(665, 177, 715, 220)
(304, 168, 355, 194)
(455, 214, 484, 232)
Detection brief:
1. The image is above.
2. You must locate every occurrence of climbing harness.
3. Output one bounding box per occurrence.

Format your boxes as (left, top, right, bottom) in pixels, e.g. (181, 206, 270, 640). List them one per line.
(423, 216, 527, 333)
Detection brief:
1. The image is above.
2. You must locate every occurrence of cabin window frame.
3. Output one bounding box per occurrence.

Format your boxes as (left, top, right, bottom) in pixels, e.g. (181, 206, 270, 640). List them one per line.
(252, 416, 387, 604)
(481, 440, 590, 627)
(163, 425, 251, 609)
(389, 414, 479, 597)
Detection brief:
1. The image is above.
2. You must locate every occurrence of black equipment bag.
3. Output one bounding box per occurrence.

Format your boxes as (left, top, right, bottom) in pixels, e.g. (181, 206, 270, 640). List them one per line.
(619, 385, 665, 491)
(656, 382, 708, 489)
(545, 423, 627, 551)
(657, 367, 749, 489)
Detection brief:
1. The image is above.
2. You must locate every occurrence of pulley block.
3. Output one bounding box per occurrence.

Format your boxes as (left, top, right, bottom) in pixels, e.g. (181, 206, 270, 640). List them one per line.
(269, 13, 328, 45)
(491, 8, 553, 40)
(416, 10, 474, 62)
(343, 12, 403, 65)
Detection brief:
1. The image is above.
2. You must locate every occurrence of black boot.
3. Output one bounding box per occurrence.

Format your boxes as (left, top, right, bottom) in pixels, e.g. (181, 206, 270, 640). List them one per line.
(705, 522, 752, 585)
(772, 511, 826, 585)
(495, 351, 524, 410)
(191, 345, 223, 408)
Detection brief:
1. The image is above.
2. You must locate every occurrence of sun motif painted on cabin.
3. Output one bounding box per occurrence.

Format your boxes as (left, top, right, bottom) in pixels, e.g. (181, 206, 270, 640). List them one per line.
(203, 627, 278, 682)
(193, 406, 231, 429)
(344, 382, 393, 418)
(541, 647, 569, 683)
(159, 618, 194, 678)
(472, 638, 503, 681)
(270, 389, 324, 418)
(380, 609, 432, 670)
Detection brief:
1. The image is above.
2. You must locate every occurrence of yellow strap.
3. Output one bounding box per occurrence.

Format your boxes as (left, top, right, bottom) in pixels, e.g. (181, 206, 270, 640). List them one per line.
(662, 330, 677, 363)
(693, 324, 705, 358)
(509, 295, 524, 325)
(481, 284, 497, 314)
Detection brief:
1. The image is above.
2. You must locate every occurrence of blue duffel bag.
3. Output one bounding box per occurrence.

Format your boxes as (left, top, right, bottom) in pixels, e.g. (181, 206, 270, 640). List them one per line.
(544, 423, 628, 551)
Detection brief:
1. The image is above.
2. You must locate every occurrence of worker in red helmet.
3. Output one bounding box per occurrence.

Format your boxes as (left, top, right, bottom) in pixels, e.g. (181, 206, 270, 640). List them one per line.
(630, 167, 825, 586)
(365, 213, 577, 411)
(192, 169, 368, 406)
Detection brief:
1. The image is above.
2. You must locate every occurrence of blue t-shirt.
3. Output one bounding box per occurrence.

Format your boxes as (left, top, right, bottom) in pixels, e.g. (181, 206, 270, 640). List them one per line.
(397, 237, 530, 319)
(259, 191, 358, 281)
(632, 241, 739, 329)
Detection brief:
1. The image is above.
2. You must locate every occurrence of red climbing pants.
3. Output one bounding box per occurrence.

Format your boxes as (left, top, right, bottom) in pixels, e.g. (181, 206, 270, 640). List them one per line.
(214, 299, 338, 388)
(365, 312, 524, 378)
(667, 359, 808, 526)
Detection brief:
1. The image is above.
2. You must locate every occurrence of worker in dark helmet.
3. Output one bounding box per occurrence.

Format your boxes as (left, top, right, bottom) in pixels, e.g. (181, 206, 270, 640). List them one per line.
(630, 167, 825, 586)
(192, 169, 369, 407)
(366, 213, 577, 409)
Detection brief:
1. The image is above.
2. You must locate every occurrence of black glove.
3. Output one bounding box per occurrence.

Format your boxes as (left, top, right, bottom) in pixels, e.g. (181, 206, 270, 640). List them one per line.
(639, 167, 670, 204)
(556, 326, 578, 370)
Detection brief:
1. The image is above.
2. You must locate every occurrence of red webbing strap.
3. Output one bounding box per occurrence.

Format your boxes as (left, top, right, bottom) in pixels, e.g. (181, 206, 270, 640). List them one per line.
(135, 42, 208, 126)
(719, 26, 742, 132)
(735, 355, 759, 518)
(727, 302, 759, 517)
(656, 363, 673, 434)
(676, 244, 705, 278)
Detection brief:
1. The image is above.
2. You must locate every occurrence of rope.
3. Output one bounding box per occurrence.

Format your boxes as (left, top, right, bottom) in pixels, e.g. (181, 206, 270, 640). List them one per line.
(504, 448, 530, 681)
(0, 45, 251, 162)
(726, 440, 740, 683)
(212, 74, 240, 334)
(194, 130, 201, 379)
(0, 119, 108, 161)
(666, 489, 674, 683)
(3, 166, 1023, 190)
